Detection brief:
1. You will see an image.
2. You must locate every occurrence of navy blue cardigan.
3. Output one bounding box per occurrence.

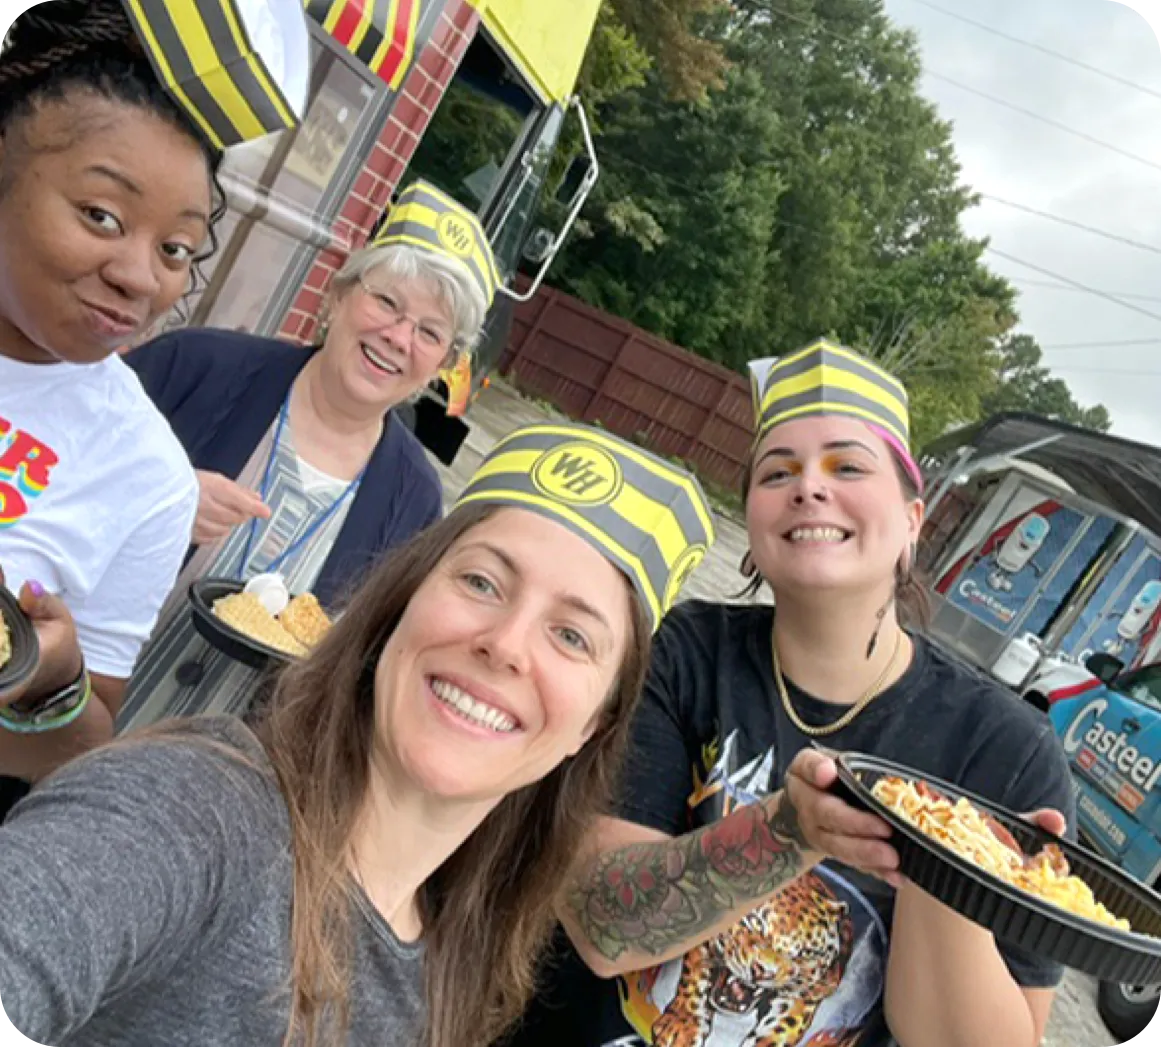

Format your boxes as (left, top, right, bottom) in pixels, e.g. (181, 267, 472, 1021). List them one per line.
(125, 329, 442, 610)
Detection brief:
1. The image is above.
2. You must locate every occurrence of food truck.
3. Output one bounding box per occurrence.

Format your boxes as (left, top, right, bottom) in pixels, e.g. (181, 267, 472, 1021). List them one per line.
(924, 468, 1161, 689)
(921, 413, 1161, 1039)
(157, 0, 601, 462)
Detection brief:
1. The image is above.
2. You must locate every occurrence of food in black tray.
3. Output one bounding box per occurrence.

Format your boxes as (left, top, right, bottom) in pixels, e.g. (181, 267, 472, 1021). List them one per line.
(0, 586, 39, 695)
(872, 774, 1129, 930)
(189, 578, 333, 670)
(0, 606, 9, 670)
(834, 751, 1161, 985)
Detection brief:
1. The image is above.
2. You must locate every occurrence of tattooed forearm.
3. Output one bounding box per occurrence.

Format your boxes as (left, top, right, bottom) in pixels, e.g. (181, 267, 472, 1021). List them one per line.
(769, 788, 810, 849)
(567, 791, 809, 964)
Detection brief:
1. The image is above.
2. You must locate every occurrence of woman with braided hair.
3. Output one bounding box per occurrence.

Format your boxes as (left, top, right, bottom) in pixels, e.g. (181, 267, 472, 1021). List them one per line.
(0, 0, 301, 813)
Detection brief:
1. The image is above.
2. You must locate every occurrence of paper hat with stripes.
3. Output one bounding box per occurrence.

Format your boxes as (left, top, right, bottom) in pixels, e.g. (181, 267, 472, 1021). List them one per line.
(120, 0, 310, 150)
(372, 180, 501, 310)
(454, 424, 715, 631)
(749, 338, 923, 491)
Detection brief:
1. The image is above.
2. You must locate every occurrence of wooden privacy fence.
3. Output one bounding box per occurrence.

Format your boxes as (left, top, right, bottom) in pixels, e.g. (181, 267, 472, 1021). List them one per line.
(499, 285, 754, 491)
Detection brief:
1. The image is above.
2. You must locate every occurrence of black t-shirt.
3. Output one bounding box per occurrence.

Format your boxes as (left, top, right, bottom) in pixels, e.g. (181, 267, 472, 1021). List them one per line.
(508, 600, 1076, 1047)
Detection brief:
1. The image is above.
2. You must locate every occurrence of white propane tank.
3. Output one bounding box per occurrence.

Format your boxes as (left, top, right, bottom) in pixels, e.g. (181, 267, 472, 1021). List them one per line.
(991, 633, 1043, 689)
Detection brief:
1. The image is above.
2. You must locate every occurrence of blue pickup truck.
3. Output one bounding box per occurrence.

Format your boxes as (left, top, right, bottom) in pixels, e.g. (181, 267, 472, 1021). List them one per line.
(1028, 653, 1161, 1039)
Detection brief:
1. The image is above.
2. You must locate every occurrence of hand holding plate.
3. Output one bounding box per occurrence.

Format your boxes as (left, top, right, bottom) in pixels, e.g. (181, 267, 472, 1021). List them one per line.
(0, 565, 80, 706)
(783, 747, 901, 884)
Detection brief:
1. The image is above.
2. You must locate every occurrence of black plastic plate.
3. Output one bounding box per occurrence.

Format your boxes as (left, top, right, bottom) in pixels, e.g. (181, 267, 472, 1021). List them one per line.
(188, 578, 295, 671)
(834, 751, 1161, 984)
(0, 586, 38, 696)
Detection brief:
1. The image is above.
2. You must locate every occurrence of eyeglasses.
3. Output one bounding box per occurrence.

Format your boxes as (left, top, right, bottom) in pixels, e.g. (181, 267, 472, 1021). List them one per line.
(357, 279, 455, 357)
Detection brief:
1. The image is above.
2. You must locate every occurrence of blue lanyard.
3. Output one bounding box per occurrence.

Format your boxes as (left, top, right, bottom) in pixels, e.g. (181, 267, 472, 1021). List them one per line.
(237, 396, 366, 579)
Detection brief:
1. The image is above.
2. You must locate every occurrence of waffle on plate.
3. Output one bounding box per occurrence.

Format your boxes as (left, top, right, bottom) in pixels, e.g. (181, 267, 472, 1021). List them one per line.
(279, 593, 332, 649)
(212, 592, 308, 658)
(211, 589, 333, 659)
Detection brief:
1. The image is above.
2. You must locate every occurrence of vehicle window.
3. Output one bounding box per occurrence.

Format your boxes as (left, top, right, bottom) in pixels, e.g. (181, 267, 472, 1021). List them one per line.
(1113, 665, 1161, 713)
(403, 31, 534, 224)
(485, 104, 566, 278)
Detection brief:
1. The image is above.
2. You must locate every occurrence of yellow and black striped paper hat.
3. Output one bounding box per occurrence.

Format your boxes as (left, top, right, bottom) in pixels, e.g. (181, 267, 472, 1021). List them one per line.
(373, 180, 500, 310)
(120, 0, 310, 150)
(749, 338, 922, 490)
(455, 424, 715, 631)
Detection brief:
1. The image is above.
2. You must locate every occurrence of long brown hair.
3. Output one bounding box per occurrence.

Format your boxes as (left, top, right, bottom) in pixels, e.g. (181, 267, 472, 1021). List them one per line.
(252, 503, 651, 1047)
(736, 448, 931, 628)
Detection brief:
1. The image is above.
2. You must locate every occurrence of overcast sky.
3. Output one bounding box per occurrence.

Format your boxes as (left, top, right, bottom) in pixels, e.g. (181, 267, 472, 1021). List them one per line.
(879, 0, 1161, 442)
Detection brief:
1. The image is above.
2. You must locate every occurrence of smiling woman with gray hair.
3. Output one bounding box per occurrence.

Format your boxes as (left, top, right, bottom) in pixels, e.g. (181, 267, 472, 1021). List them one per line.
(117, 181, 496, 731)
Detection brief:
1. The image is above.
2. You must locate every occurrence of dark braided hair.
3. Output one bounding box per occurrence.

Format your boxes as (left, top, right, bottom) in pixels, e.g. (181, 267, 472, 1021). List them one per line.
(0, 0, 228, 291)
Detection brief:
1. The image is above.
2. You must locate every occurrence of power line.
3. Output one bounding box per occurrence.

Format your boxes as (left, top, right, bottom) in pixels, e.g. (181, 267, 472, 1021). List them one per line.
(980, 194, 1161, 257)
(605, 136, 1161, 329)
(926, 72, 1161, 173)
(1052, 365, 1161, 376)
(1043, 338, 1161, 350)
(986, 247, 1161, 325)
(763, 1, 1161, 176)
(900, 0, 1161, 102)
(604, 24, 1161, 265)
(1012, 278, 1161, 304)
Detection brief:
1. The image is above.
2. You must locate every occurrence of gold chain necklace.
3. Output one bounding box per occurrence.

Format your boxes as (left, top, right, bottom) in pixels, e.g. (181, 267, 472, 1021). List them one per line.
(772, 629, 903, 737)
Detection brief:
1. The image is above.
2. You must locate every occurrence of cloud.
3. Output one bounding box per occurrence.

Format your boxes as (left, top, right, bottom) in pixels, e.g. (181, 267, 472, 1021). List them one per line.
(882, 0, 1161, 443)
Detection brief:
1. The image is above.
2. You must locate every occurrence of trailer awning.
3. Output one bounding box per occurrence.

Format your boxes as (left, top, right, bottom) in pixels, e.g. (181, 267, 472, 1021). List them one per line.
(468, 0, 599, 103)
(307, 0, 599, 104)
(305, 0, 422, 89)
(924, 413, 1161, 537)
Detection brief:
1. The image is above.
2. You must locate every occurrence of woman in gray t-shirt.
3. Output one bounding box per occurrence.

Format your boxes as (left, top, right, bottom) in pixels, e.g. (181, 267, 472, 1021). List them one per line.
(0, 422, 721, 1047)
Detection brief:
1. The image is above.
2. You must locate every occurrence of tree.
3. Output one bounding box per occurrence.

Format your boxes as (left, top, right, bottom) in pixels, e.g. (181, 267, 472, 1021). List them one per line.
(980, 334, 1112, 432)
(606, 0, 730, 101)
(559, 0, 1018, 442)
(555, 64, 784, 365)
(728, 0, 1015, 380)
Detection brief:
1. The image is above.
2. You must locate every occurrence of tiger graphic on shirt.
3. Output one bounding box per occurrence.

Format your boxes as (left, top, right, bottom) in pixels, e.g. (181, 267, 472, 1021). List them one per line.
(651, 872, 853, 1047)
(616, 730, 885, 1047)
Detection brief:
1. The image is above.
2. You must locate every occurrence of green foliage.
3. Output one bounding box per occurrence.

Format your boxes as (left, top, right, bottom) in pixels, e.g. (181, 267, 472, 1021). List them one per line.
(605, 0, 730, 101)
(980, 334, 1113, 432)
(552, 0, 1109, 440)
(417, 0, 1112, 445)
(575, 5, 653, 115)
(559, 64, 784, 365)
(405, 85, 523, 207)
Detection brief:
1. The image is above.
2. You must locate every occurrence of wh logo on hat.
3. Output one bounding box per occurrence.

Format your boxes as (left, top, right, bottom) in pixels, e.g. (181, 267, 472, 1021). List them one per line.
(437, 213, 475, 259)
(532, 444, 623, 506)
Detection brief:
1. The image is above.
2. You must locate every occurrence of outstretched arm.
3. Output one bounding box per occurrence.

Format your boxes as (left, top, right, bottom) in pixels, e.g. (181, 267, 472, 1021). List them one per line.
(561, 751, 899, 977)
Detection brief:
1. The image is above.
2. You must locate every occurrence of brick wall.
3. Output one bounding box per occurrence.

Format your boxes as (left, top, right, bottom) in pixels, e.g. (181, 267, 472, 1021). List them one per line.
(279, 0, 480, 343)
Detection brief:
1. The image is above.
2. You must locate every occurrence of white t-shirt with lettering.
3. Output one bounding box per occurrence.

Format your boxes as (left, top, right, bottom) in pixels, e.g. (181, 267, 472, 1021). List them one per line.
(0, 353, 197, 678)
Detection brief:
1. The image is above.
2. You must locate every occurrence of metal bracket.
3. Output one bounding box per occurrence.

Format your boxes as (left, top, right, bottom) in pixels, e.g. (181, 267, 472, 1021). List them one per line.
(498, 97, 600, 303)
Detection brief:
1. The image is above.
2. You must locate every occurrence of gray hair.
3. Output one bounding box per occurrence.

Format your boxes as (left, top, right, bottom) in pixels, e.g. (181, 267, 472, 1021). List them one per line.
(330, 242, 489, 354)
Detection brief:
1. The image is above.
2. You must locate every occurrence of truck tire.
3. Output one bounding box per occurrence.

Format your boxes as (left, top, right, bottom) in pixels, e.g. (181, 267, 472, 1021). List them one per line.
(1098, 979, 1159, 1041)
